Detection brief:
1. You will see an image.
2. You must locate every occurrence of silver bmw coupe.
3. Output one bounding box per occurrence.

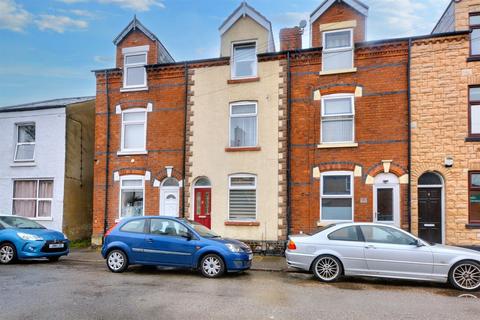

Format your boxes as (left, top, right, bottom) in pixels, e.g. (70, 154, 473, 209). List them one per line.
(285, 223, 480, 291)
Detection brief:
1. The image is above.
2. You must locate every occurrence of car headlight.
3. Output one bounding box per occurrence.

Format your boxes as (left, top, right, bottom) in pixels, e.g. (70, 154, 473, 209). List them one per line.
(17, 232, 43, 241)
(225, 243, 243, 253)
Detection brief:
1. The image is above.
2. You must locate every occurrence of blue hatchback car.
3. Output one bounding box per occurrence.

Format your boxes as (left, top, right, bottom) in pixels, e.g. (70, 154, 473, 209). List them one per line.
(0, 215, 69, 264)
(102, 216, 252, 277)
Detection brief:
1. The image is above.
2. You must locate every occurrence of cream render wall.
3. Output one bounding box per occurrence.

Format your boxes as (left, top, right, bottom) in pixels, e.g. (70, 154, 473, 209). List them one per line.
(220, 16, 270, 57)
(189, 60, 281, 241)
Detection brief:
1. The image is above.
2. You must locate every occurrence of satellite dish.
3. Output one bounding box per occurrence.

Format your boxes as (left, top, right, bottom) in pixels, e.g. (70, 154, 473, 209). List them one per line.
(299, 20, 307, 29)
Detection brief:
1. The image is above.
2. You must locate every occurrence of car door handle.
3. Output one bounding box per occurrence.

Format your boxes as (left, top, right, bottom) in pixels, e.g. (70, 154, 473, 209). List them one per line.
(365, 245, 376, 249)
(146, 238, 154, 243)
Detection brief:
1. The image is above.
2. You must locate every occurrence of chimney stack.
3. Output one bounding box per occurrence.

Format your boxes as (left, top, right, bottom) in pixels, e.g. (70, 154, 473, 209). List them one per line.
(280, 26, 303, 51)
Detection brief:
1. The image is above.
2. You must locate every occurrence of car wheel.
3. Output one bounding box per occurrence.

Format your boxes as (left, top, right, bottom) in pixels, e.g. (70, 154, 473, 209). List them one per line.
(312, 255, 343, 282)
(449, 260, 480, 292)
(106, 250, 128, 273)
(200, 254, 225, 278)
(48, 256, 60, 263)
(0, 243, 16, 265)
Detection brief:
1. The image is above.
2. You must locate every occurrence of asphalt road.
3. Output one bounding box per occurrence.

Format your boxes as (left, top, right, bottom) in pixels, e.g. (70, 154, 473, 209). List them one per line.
(1, 258, 480, 320)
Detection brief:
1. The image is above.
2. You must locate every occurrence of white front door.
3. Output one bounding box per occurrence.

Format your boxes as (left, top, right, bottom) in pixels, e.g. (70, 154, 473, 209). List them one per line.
(373, 173, 400, 227)
(160, 188, 179, 217)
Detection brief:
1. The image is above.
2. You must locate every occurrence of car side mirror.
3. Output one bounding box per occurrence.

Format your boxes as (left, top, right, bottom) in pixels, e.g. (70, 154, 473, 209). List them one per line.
(414, 239, 425, 247)
(182, 232, 193, 241)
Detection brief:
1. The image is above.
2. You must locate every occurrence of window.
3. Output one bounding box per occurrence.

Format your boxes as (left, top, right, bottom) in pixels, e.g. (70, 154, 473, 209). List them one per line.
(469, 87, 480, 137)
(230, 102, 257, 147)
(321, 172, 353, 221)
(121, 109, 147, 152)
(120, 219, 146, 233)
(470, 14, 480, 56)
(229, 175, 256, 221)
(232, 42, 257, 78)
(14, 124, 35, 161)
(360, 225, 417, 245)
(124, 52, 147, 88)
(12, 180, 53, 218)
(328, 226, 362, 242)
(322, 29, 353, 72)
(120, 176, 144, 218)
(321, 95, 355, 143)
(149, 219, 189, 237)
(469, 172, 480, 224)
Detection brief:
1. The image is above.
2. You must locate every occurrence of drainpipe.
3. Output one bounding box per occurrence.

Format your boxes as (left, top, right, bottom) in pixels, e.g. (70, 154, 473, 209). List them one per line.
(407, 38, 412, 233)
(286, 51, 292, 238)
(103, 70, 111, 239)
(182, 62, 188, 218)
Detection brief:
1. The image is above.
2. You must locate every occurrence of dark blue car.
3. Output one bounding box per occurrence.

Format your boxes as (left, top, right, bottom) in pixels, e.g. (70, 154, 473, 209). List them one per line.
(0, 216, 69, 264)
(101, 216, 252, 278)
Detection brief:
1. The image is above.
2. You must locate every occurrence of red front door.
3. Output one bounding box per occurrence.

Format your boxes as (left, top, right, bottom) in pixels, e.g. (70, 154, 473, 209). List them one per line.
(194, 188, 211, 228)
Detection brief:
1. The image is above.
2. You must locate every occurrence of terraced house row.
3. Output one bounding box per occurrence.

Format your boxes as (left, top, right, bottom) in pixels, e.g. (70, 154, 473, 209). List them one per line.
(90, 0, 480, 249)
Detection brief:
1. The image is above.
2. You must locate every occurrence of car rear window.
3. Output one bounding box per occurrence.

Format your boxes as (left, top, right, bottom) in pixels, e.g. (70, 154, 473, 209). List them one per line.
(328, 226, 362, 242)
(120, 219, 145, 233)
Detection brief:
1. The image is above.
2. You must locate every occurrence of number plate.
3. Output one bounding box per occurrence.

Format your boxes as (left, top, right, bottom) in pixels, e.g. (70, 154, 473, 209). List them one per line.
(49, 243, 64, 249)
(248, 253, 253, 261)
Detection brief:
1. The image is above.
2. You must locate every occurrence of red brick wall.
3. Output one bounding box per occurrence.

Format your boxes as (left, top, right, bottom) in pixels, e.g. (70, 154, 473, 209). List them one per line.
(311, 2, 366, 48)
(289, 41, 409, 234)
(116, 30, 158, 68)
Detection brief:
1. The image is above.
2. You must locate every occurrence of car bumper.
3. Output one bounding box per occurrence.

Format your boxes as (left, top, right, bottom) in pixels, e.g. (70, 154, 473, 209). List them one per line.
(285, 250, 314, 271)
(226, 251, 253, 271)
(17, 240, 69, 259)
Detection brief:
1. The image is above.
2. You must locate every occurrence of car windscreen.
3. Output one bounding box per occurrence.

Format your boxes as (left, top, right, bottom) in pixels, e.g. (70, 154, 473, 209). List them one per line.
(182, 219, 220, 238)
(0, 216, 46, 229)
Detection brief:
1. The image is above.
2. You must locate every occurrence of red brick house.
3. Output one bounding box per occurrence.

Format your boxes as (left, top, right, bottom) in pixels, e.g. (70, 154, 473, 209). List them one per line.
(288, 0, 410, 234)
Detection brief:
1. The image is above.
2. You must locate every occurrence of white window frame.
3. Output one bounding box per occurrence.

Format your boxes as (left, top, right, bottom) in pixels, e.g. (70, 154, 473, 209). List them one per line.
(322, 28, 354, 72)
(320, 171, 354, 223)
(119, 175, 145, 219)
(12, 179, 53, 220)
(120, 108, 147, 153)
(321, 94, 355, 144)
(229, 101, 258, 148)
(14, 123, 35, 162)
(228, 174, 257, 221)
(231, 40, 258, 79)
(123, 51, 148, 89)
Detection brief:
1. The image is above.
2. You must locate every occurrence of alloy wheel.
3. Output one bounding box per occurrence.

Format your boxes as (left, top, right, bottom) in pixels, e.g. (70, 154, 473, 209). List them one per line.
(315, 256, 340, 281)
(0, 245, 14, 264)
(202, 256, 221, 276)
(108, 251, 125, 271)
(452, 263, 480, 291)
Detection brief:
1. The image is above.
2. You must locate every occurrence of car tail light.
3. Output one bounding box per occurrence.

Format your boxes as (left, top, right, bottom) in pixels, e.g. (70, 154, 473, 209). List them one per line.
(287, 240, 296, 250)
(105, 224, 117, 237)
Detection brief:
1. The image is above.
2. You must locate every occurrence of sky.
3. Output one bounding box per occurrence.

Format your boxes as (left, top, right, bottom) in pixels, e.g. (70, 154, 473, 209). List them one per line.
(0, 0, 451, 106)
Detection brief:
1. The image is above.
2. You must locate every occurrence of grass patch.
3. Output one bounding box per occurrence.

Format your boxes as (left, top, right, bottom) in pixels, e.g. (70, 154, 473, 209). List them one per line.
(69, 239, 91, 249)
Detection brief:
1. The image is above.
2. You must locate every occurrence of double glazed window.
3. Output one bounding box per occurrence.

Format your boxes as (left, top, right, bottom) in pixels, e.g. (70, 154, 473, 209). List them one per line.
(232, 42, 257, 78)
(469, 172, 480, 224)
(469, 87, 480, 137)
(321, 172, 353, 221)
(124, 52, 147, 88)
(321, 95, 355, 143)
(120, 176, 144, 218)
(12, 180, 53, 218)
(322, 29, 353, 72)
(230, 102, 257, 147)
(121, 109, 147, 152)
(15, 124, 35, 161)
(229, 175, 256, 221)
(470, 14, 480, 56)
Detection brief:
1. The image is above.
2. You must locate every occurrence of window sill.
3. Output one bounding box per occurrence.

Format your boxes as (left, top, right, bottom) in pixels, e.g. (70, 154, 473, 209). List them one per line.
(227, 77, 260, 84)
(225, 221, 260, 227)
(467, 56, 480, 62)
(317, 220, 352, 227)
(10, 162, 36, 167)
(225, 147, 261, 152)
(465, 137, 480, 142)
(117, 151, 148, 156)
(319, 68, 357, 76)
(317, 142, 358, 149)
(120, 86, 149, 93)
(466, 224, 480, 229)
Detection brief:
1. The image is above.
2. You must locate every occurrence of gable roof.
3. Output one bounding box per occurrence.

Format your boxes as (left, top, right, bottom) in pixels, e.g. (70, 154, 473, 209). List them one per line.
(0, 96, 95, 113)
(219, 1, 275, 52)
(310, 0, 369, 23)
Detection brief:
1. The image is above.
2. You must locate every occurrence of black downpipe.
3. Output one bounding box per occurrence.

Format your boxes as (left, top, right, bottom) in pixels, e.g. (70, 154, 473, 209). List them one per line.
(407, 38, 412, 233)
(182, 62, 188, 217)
(103, 70, 111, 239)
(286, 51, 292, 238)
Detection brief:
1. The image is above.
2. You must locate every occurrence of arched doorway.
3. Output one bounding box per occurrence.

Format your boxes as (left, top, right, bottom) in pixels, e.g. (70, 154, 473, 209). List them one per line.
(418, 172, 444, 244)
(373, 173, 400, 226)
(193, 177, 211, 228)
(160, 177, 180, 217)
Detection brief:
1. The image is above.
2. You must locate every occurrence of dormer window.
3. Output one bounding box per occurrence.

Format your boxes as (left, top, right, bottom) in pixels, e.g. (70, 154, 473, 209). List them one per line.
(322, 29, 354, 72)
(470, 14, 480, 57)
(232, 42, 257, 79)
(122, 45, 149, 90)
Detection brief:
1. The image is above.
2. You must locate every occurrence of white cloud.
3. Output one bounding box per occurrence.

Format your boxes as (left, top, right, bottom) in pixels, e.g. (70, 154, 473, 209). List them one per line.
(0, 0, 32, 32)
(98, 0, 165, 12)
(56, 0, 88, 3)
(35, 15, 88, 33)
(70, 9, 96, 18)
(94, 55, 112, 63)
